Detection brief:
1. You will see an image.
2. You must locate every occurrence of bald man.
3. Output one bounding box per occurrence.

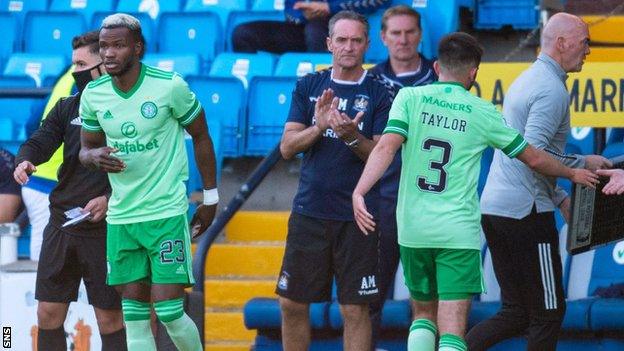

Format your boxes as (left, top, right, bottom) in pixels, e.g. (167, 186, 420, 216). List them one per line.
(466, 13, 611, 351)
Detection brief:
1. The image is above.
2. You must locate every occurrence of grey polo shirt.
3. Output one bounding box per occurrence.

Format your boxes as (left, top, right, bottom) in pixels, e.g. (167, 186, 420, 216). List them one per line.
(481, 53, 586, 219)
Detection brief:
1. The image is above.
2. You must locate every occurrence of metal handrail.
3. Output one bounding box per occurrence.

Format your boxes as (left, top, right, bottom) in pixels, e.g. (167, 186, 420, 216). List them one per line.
(191, 143, 282, 291)
(0, 88, 53, 97)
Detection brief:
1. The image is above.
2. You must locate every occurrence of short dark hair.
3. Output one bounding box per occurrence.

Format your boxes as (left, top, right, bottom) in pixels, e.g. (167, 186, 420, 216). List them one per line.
(381, 5, 421, 32)
(437, 32, 484, 74)
(328, 10, 369, 38)
(72, 30, 100, 54)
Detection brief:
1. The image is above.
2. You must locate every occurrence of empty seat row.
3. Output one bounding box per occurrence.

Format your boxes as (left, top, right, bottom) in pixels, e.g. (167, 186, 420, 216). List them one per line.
(1, 0, 284, 24)
(1, 0, 461, 64)
(0, 51, 331, 88)
(1, 9, 429, 65)
(189, 75, 295, 157)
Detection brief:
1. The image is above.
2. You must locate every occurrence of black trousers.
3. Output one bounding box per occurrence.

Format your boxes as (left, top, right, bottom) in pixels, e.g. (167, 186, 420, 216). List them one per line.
(466, 209, 566, 351)
(370, 198, 401, 349)
(232, 19, 329, 53)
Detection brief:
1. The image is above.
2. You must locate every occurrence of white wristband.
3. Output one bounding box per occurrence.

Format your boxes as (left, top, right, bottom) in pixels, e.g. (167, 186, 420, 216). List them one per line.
(203, 188, 219, 205)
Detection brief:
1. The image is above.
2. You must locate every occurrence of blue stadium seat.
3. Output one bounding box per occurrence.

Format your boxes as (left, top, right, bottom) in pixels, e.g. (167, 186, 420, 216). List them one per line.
(568, 241, 624, 330)
(244, 298, 329, 329)
(0, 13, 17, 66)
(209, 53, 274, 88)
(458, 0, 475, 10)
(116, 0, 183, 20)
(252, 0, 285, 11)
(245, 76, 295, 155)
(477, 146, 493, 196)
(0, 75, 36, 88)
(474, 0, 539, 30)
(366, 8, 434, 63)
(91, 11, 155, 51)
(23, 11, 86, 58)
(328, 299, 411, 329)
(143, 53, 202, 77)
(225, 10, 283, 51)
(0, 75, 38, 142)
(607, 128, 624, 145)
(184, 0, 248, 27)
(185, 120, 224, 194)
(0, 118, 12, 141)
(158, 12, 222, 65)
(49, 0, 115, 25)
(603, 339, 624, 351)
(0, 0, 47, 25)
(602, 142, 624, 159)
(3, 53, 67, 87)
(188, 76, 246, 157)
(415, 0, 457, 58)
(567, 127, 594, 155)
(565, 241, 624, 331)
(274, 52, 332, 77)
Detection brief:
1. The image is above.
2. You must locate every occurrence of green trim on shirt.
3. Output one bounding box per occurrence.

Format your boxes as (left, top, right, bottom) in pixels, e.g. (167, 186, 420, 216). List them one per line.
(87, 75, 111, 89)
(179, 99, 202, 126)
(383, 119, 409, 139)
(145, 66, 174, 80)
(502, 134, 528, 158)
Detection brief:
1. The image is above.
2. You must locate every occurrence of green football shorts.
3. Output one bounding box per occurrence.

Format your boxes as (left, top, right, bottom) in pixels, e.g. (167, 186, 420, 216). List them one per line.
(399, 246, 483, 301)
(106, 214, 194, 286)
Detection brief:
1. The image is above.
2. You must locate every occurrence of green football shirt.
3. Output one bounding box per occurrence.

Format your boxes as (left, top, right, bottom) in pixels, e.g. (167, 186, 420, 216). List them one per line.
(384, 82, 527, 249)
(80, 64, 202, 224)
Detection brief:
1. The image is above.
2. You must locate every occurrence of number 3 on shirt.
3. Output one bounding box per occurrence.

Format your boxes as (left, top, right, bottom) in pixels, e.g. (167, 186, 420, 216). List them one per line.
(417, 138, 452, 193)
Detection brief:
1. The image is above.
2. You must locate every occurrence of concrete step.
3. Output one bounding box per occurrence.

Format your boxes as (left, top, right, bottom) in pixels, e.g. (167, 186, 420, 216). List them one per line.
(205, 278, 277, 308)
(226, 211, 289, 242)
(205, 243, 284, 277)
(204, 341, 252, 351)
(204, 309, 256, 342)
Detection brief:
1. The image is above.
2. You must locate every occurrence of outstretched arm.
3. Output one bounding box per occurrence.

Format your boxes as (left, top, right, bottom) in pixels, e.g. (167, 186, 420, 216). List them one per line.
(352, 133, 404, 234)
(516, 145, 599, 188)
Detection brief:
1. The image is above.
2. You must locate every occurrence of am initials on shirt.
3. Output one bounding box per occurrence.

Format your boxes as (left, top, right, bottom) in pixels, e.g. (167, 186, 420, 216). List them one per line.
(361, 275, 376, 289)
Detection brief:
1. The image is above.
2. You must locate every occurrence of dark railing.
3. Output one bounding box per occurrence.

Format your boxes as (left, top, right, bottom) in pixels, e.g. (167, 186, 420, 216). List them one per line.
(0, 88, 53, 97)
(191, 143, 283, 291)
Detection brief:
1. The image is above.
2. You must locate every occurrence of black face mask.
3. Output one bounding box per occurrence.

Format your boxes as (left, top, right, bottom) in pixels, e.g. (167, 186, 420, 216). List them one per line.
(72, 63, 103, 93)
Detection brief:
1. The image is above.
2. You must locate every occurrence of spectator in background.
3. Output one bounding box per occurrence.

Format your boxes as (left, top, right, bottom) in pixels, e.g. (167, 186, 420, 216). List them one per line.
(277, 11, 393, 351)
(14, 31, 126, 351)
(0, 148, 22, 223)
(467, 13, 611, 351)
(232, 0, 390, 53)
(368, 5, 437, 347)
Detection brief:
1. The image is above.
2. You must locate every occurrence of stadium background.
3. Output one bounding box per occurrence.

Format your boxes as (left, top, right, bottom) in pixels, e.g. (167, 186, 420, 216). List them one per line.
(1, 0, 624, 350)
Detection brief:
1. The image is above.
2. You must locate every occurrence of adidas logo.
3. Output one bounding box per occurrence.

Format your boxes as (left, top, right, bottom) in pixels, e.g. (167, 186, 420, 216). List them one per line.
(103, 110, 114, 119)
(175, 266, 186, 275)
(70, 116, 82, 126)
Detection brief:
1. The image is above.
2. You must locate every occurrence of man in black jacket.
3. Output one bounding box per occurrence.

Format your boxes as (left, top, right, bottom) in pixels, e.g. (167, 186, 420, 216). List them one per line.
(13, 31, 126, 351)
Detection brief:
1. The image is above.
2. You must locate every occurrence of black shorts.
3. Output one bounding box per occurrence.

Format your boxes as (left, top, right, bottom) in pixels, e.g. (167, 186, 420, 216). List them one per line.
(35, 223, 121, 310)
(276, 212, 379, 304)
